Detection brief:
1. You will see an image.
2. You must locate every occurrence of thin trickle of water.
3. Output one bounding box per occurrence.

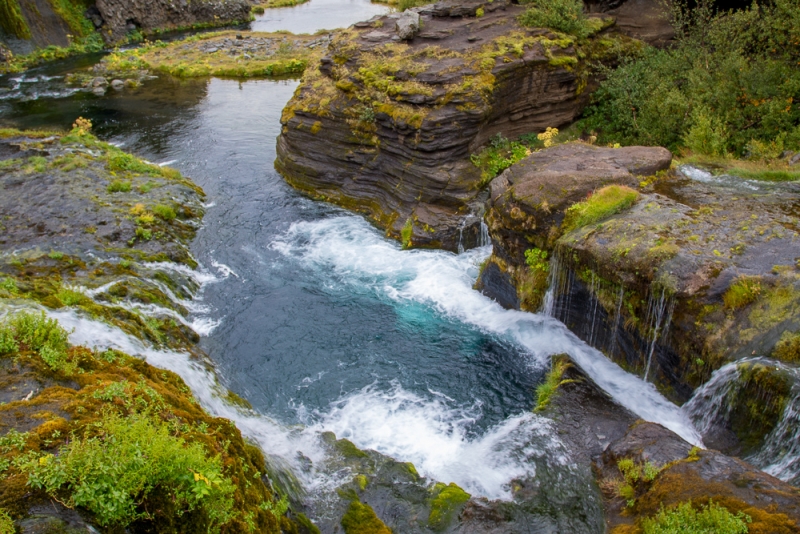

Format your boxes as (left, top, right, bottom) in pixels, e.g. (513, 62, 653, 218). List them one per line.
(479, 219, 490, 248)
(541, 252, 560, 316)
(588, 272, 599, 346)
(611, 285, 624, 357)
(643, 288, 672, 382)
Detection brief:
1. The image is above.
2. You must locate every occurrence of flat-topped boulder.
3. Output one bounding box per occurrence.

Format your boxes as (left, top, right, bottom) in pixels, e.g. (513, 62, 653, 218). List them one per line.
(275, 0, 643, 250)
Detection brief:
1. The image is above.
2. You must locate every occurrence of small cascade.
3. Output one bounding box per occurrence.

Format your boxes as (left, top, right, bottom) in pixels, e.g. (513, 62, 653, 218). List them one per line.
(683, 358, 800, 485)
(541, 250, 571, 317)
(643, 288, 674, 382)
(588, 272, 599, 346)
(479, 219, 490, 248)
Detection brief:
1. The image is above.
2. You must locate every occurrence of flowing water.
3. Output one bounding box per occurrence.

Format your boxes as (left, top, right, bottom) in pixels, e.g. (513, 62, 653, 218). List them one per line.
(0, 0, 719, 521)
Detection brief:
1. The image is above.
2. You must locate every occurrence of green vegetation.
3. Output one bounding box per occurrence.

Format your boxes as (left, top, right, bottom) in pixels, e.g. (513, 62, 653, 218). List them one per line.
(534, 355, 573, 411)
(107, 179, 132, 193)
(773, 331, 800, 363)
(583, 0, 800, 160)
(0, 0, 31, 39)
(133, 31, 319, 78)
(615, 457, 662, 508)
(401, 218, 413, 249)
(561, 185, 639, 234)
(727, 361, 791, 453)
(47, 0, 96, 38)
(154, 204, 177, 221)
(340, 500, 391, 534)
(252, 0, 309, 10)
(722, 276, 761, 310)
(0, 509, 13, 534)
(0, 311, 75, 375)
(641, 501, 750, 534)
(470, 134, 532, 186)
(518, 0, 594, 39)
(0, 30, 104, 74)
(428, 482, 470, 530)
(23, 411, 235, 529)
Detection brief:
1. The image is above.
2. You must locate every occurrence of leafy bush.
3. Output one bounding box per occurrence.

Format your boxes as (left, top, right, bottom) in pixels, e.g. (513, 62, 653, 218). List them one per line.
(24, 411, 235, 529)
(583, 0, 800, 157)
(562, 185, 639, 233)
(518, 0, 593, 38)
(0, 312, 74, 374)
(642, 500, 750, 534)
(470, 134, 532, 186)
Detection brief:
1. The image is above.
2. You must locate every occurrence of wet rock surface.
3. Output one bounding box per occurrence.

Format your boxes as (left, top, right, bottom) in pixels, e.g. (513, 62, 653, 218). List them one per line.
(276, 0, 643, 250)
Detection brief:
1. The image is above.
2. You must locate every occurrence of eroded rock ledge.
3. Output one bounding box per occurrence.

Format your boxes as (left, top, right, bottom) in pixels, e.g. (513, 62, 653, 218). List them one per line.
(479, 142, 800, 452)
(275, 0, 643, 250)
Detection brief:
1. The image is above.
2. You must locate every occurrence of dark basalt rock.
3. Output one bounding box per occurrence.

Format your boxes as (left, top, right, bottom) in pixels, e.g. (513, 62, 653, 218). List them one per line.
(275, 1, 644, 251)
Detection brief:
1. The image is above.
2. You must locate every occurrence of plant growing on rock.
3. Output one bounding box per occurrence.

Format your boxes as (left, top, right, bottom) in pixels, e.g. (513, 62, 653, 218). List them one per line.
(534, 356, 574, 411)
(722, 276, 761, 310)
(641, 500, 750, 534)
(518, 0, 593, 39)
(561, 185, 639, 234)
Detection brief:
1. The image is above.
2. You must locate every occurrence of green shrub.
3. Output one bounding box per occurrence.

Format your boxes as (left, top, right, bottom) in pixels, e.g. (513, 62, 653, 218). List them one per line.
(107, 180, 132, 193)
(470, 133, 532, 186)
(561, 185, 639, 233)
(23, 411, 235, 529)
(525, 247, 549, 273)
(153, 204, 176, 221)
(56, 287, 87, 306)
(582, 0, 800, 157)
(518, 0, 592, 38)
(642, 500, 750, 534)
(722, 276, 761, 310)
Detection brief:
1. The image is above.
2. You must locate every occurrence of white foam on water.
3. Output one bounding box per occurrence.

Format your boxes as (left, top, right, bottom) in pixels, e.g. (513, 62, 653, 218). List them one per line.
(272, 216, 703, 447)
(158, 159, 178, 167)
(303, 381, 569, 500)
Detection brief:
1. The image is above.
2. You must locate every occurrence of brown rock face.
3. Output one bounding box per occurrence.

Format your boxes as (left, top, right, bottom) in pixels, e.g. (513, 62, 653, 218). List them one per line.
(95, 0, 252, 44)
(586, 0, 675, 48)
(275, 0, 642, 250)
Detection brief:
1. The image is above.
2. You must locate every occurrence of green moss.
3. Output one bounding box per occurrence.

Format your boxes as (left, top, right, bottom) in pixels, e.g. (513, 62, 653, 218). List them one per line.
(562, 185, 639, 234)
(427, 482, 470, 531)
(727, 362, 791, 453)
(107, 180, 132, 193)
(517, 0, 594, 39)
(0, 0, 31, 39)
(341, 500, 391, 534)
(333, 438, 369, 459)
(354, 474, 368, 491)
(47, 0, 95, 37)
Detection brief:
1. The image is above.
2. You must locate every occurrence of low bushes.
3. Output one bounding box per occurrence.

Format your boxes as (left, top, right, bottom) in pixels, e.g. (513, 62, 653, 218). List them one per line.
(562, 185, 639, 234)
(642, 500, 750, 534)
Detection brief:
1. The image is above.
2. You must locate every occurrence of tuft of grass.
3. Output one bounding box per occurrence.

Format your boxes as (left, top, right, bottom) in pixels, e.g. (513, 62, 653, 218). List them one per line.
(107, 180, 132, 193)
(722, 276, 762, 310)
(534, 355, 573, 411)
(0, 312, 74, 374)
(642, 500, 751, 534)
(561, 185, 639, 234)
(22, 411, 236, 529)
(0, 0, 31, 39)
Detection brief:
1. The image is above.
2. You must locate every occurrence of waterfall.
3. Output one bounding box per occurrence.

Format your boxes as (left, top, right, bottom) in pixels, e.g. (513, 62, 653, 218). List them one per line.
(684, 358, 800, 485)
(479, 219, 490, 248)
(610, 285, 624, 357)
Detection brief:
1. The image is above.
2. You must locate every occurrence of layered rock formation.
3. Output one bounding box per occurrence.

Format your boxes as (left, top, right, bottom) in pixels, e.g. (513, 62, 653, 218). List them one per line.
(479, 142, 800, 412)
(275, 0, 643, 250)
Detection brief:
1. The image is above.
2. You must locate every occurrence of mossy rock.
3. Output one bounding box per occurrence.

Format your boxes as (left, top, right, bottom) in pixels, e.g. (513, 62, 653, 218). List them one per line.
(340, 500, 391, 534)
(428, 482, 471, 531)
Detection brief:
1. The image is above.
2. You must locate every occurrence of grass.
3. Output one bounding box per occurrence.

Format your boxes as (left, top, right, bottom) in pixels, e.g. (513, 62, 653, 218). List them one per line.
(0, 33, 104, 74)
(517, 0, 595, 39)
(252, 0, 309, 10)
(154, 204, 177, 221)
(0, 508, 13, 534)
(134, 31, 320, 78)
(642, 500, 750, 534)
(774, 331, 800, 362)
(401, 218, 413, 249)
(0, 311, 75, 375)
(722, 276, 762, 310)
(107, 180, 132, 193)
(534, 356, 573, 411)
(0, 0, 30, 38)
(561, 185, 639, 234)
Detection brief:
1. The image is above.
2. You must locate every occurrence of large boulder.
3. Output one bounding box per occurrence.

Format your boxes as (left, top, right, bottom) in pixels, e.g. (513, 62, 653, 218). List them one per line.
(275, 0, 643, 250)
(480, 142, 800, 411)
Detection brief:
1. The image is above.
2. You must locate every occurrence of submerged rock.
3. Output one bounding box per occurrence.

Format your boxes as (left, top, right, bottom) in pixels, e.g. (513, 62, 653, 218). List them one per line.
(276, 0, 643, 251)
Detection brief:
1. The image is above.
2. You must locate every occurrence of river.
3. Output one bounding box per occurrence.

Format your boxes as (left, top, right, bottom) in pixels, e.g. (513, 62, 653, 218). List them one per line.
(0, 0, 703, 519)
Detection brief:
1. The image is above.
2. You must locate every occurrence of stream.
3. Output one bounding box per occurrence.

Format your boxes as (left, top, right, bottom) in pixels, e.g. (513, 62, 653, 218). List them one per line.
(0, 0, 721, 525)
